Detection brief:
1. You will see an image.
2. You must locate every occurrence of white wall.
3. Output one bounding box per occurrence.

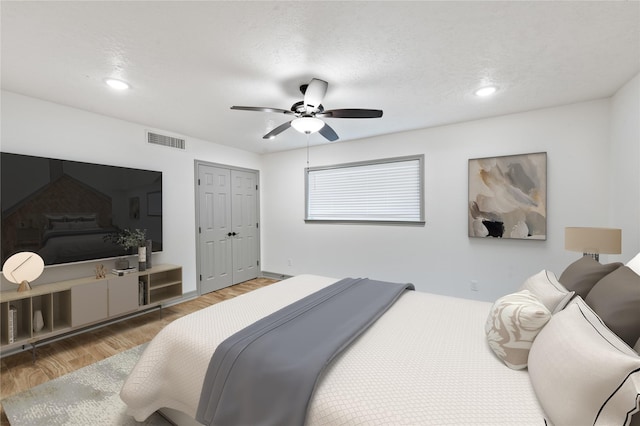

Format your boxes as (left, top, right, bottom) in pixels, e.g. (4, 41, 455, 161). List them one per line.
(1, 91, 262, 293)
(262, 99, 622, 301)
(3, 80, 637, 302)
(610, 72, 640, 260)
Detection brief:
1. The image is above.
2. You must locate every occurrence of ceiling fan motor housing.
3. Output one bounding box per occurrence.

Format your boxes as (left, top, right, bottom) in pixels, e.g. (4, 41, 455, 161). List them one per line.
(291, 101, 323, 114)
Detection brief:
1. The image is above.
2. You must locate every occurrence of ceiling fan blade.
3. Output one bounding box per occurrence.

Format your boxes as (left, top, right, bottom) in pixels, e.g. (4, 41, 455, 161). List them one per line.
(318, 109, 383, 119)
(231, 106, 294, 115)
(303, 78, 328, 113)
(263, 121, 292, 139)
(318, 123, 339, 142)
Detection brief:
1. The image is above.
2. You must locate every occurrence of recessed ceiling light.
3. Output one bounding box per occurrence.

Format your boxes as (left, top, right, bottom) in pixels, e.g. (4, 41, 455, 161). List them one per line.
(474, 86, 497, 97)
(105, 78, 130, 90)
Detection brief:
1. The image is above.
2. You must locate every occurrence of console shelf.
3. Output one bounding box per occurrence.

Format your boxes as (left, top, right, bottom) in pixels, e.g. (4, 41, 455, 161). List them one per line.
(0, 264, 182, 356)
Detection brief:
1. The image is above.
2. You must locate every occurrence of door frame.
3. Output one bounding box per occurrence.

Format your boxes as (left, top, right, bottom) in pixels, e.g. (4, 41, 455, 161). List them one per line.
(194, 160, 261, 296)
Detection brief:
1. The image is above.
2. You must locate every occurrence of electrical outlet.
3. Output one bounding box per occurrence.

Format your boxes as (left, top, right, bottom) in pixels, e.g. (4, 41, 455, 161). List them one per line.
(470, 280, 479, 291)
(287, 258, 293, 267)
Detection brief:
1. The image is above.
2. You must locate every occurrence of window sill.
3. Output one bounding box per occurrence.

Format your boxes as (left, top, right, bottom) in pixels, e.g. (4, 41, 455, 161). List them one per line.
(304, 219, 426, 226)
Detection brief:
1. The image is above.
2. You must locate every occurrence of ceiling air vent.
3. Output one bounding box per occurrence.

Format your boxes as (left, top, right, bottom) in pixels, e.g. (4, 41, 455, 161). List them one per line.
(147, 131, 186, 150)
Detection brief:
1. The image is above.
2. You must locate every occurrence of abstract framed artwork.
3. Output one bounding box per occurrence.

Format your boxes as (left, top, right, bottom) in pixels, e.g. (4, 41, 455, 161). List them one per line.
(468, 152, 547, 240)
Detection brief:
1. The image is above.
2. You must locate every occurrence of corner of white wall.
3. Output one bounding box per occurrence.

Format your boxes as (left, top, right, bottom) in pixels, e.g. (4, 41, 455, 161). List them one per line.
(609, 72, 640, 260)
(1, 91, 263, 294)
(261, 99, 618, 301)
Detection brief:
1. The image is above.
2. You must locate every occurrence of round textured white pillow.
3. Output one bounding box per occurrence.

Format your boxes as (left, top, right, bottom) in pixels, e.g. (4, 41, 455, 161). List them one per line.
(485, 290, 551, 369)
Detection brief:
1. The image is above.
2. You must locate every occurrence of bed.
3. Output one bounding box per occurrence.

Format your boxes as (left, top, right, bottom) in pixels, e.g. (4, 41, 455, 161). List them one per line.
(121, 265, 640, 426)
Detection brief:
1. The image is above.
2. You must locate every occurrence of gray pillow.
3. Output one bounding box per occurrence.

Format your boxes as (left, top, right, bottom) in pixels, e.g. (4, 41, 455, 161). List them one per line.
(585, 266, 640, 347)
(559, 256, 622, 299)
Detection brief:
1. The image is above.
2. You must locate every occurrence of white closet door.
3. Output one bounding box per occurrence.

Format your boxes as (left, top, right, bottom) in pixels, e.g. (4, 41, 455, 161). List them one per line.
(198, 164, 259, 294)
(199, 165, 233, 293)
(231, 169, 258, 284)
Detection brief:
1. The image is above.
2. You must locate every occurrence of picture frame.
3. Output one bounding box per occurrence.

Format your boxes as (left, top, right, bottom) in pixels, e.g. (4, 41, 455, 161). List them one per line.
(147, 191, 162, 217)
(129, 196, 140, 220)
(468, 152, 547, 240)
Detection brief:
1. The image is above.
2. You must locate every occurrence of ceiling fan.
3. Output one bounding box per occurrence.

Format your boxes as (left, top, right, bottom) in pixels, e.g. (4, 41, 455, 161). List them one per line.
(231, 78, 383, 142)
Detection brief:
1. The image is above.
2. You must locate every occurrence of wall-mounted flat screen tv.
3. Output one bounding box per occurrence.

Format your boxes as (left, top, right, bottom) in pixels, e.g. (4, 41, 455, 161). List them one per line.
(1, 152, 162, 267)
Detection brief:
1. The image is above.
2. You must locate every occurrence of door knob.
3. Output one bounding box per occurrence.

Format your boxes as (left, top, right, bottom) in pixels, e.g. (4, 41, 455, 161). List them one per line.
(227, 232, 233, 237)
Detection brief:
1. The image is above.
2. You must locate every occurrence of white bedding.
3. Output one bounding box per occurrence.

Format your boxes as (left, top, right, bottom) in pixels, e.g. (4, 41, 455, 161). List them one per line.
(121, 274, 546, 425)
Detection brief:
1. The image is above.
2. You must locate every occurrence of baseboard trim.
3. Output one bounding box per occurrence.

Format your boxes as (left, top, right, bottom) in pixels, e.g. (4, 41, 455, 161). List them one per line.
(162, 290, 198, 307)
(165, 279, 283, 310)
(261, 271, 292, 280)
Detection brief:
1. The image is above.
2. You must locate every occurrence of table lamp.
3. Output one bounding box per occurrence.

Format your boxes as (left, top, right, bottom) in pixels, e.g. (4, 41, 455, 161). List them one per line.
(2, 252, 45, 292)
(564, 227, 622, 262)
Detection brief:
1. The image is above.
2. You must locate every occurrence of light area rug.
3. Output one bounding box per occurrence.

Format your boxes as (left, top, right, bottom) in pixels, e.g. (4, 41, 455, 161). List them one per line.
(2, 344, 171, 426)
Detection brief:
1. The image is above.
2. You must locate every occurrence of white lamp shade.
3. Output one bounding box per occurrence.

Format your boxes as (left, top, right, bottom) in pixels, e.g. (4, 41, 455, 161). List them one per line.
(565, 227, 622, 254)
(291, 117, 325, 134)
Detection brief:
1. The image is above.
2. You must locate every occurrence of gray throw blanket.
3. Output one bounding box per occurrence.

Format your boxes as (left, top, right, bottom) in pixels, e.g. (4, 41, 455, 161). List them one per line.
(196, 277, 414, 426)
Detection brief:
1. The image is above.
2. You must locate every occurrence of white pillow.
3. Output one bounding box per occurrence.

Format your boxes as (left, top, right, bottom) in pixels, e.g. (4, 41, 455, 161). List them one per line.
(485, 290, 551, 369)
(519, 270, 574, 313)
(528, 297, 640, 426)
(627, 252, 640, 276)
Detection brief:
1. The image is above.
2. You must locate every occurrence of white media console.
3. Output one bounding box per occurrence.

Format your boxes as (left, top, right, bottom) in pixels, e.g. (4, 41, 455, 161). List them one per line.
(0, 264, 182, 357)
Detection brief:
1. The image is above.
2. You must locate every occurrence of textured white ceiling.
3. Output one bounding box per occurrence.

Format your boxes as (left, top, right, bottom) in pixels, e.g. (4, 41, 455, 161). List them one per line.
(2, 1, 639, 153)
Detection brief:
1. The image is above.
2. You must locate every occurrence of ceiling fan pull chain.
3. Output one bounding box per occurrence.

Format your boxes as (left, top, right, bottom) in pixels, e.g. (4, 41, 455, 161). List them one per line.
(306, 133, 310, 168)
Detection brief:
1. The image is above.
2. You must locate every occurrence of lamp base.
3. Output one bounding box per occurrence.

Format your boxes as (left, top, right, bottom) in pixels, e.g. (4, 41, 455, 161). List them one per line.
(17, 280, 31, 292)
(584, 253, 599, 262)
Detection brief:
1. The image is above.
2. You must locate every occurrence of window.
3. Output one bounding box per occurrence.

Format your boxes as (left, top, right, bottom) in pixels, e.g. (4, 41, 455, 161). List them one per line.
(305, 155, 424, 224)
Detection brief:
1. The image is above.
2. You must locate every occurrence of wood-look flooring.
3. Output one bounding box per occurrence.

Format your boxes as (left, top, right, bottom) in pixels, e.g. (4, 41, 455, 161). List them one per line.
(0, 277, 277, 425)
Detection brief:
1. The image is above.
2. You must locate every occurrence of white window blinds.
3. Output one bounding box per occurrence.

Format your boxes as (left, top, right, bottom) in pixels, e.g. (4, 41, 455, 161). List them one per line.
(306, 155, 424, 223)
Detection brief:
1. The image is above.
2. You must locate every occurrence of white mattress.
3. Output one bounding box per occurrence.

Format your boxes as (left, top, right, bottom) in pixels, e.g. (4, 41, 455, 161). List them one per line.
(120, 274, 546, 425)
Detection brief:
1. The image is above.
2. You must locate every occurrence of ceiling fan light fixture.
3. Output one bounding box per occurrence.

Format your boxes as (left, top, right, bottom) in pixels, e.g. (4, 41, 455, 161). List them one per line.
(291, 117, 325, 134)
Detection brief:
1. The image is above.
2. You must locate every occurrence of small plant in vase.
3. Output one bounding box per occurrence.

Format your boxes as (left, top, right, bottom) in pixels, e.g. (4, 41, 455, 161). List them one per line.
(104, 228, 147, 270)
